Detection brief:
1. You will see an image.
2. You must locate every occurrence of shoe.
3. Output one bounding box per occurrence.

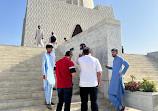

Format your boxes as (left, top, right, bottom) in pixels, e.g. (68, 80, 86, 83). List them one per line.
(47, 104, 52, 110)
(120, 106, 125, 111)
(51, 102, 55, 105)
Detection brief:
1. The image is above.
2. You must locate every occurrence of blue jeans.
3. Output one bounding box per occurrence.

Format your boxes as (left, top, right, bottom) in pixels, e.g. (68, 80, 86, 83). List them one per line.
(56, 88, 72, 111)
(80, 86, 98, 111)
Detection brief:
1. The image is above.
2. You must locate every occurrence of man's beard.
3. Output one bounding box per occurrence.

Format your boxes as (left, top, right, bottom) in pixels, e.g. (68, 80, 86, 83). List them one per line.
(112, 55, 117, 57)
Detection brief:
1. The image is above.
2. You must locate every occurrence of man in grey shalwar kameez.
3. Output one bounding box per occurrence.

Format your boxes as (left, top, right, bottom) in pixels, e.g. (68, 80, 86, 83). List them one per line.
(106, 48, 129, 111)
(35, 25, 44, 47)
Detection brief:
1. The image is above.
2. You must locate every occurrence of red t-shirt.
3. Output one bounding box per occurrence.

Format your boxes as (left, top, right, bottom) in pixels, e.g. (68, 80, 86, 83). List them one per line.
(56, 57, 75, 88)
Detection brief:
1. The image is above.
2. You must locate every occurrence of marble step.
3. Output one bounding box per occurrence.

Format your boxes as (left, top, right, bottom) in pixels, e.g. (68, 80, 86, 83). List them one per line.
(127, 65, 158, 68)
(0, 51, 62, 56)
(0, 100, 115, 111)
(0, 80, 79, 88)
(0, 89, 87, 101)
(0, 53, 62, 57)
(0, 95, 113, 111)
(0, 74, 42, 81)
(0, 85, 79, 94)
(0, 91, 46, 101)
(0, 85, 44, 93)
(0, 94, 105, 110)
(0, 72, 44, 76)
(0, 75, 79, 83)
(0, 57, 63, 65)
(124, 76, 158, 81)
(124, 72, 158, 76)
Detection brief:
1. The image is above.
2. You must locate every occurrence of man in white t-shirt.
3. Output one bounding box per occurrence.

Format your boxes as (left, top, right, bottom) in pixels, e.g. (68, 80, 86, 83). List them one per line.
(49, 36, 57, 67)
(49, 31, 57, 48)
(76, 47, 102, 111)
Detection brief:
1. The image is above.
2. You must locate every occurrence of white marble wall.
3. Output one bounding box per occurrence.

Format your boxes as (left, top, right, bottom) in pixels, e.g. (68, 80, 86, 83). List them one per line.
(124, 91, 158, 111)
(22, 0, 114, 47)
(147, 51, 158, 60)
(57, 19, 121, 98)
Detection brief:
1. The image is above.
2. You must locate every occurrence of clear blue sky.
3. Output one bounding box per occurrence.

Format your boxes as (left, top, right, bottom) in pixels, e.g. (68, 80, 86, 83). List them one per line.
(0, 0, 158, 54)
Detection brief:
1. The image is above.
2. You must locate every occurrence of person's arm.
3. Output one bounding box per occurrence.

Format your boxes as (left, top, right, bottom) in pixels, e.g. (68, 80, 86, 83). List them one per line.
(42, 54, 47, 79)
(76, 58, 79, 65)
(105, 65, 113, 70)
(35, 31, 37, 39)
(69, 66, 76, 77)
(97, 72, 102, 86)
(96, 59, 103, 86)
(54, 66, 56, 74)
(41, 31, 44, 39)
(69, 61, 76, 77)
(120, 58, 129, 75)
(71, 72, 76, 77)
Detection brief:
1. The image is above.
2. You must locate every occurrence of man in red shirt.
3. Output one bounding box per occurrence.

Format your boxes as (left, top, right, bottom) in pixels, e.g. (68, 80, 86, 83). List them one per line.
(54, 51, 76, 111)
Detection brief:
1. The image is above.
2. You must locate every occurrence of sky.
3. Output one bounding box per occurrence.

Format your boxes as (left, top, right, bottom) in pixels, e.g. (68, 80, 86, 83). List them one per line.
(0, 0, 158, 54)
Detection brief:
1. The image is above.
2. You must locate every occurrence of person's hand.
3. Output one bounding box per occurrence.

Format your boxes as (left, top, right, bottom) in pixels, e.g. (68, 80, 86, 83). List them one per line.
(79, 54, 82, 57)
(119, 72, 122, 76)
(98, 82, 100, 87)
(43, 74, 47, 79)
(105, 65, 109, 68)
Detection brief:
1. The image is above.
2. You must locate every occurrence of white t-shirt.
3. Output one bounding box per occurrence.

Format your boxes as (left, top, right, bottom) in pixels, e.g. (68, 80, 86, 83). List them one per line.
(49, 35, 57, 48)
(76, 55, 103, 87)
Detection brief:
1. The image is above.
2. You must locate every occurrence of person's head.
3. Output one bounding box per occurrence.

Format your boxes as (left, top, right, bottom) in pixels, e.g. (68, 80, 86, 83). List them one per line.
(65, 51, 73, 60)
(38, 25, 41, 29)
(83, 47, 92, 55)
(51, 31, 54, 35)
(64, 38, 67, 40)
(46, 44, 53, 53)
(80, 43, 86, 50)
(50, 36, 56, 44)
(111, 48, 118, 57)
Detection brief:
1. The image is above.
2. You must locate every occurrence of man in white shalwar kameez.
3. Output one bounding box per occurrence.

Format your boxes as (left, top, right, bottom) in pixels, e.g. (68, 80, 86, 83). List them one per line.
(42, 44, 55, 110)
(35, 25, 44, 48)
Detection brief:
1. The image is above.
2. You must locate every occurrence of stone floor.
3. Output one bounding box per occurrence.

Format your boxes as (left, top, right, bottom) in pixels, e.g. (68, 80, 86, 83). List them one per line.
(126, 107, 141, 111)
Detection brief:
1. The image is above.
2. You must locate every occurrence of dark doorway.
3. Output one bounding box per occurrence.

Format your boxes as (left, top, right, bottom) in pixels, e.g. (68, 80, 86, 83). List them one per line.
(72, 24, 83, 37)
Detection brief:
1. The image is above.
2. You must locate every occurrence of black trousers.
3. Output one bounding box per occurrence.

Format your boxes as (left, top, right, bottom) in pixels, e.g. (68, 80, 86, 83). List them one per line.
(80, 86, 98, 111)
(56, 88, 72, 111)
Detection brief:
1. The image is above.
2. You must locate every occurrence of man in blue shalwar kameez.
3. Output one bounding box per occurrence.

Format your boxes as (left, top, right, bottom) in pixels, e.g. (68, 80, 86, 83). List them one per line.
(42, 44, 55, 110)
(106, 48, 129, 111)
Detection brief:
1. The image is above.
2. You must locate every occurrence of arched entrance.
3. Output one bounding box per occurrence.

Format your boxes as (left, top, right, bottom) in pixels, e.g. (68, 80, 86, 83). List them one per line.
(72, 24, 83, 37)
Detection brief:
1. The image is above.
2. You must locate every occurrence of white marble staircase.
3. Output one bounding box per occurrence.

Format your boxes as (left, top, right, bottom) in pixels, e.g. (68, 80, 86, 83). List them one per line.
(122, 54, 158, 89)
(0, 45, 115, 111)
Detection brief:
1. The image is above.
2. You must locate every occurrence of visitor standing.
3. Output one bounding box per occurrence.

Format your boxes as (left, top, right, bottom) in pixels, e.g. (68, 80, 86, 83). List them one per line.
(76, 47, 102, 111)
(105, 48, 129, 111)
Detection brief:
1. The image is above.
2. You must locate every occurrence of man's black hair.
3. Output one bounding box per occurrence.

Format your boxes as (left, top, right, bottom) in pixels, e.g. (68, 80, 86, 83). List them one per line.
(70, 48, 74, 51)
(80, 43, 86, 50)
(65, 51, 73, 56)
(64, 38, 67, 40)
(83, 47, 92, 55)
(111, 48, 118, 53)
(50, 36, 56, 43)
(46, 44, 53, 49)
